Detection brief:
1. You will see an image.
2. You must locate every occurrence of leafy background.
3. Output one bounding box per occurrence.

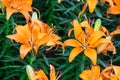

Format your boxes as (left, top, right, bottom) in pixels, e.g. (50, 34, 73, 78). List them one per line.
(0, 0, 120, 80)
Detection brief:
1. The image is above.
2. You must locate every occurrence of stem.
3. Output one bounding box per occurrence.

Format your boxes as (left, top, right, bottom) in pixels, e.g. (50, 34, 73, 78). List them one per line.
(29, 48, 36, 65)
(30, 54, 36, 65)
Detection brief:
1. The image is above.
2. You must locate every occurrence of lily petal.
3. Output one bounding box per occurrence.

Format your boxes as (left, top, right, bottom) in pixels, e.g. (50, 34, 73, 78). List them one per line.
(113, 66, 120, 79)
(87, 31, 105, 45)
(114, 0, 120, 7)
(84, 48, 97, 65)
(87, 0, 98, 13)
(110, 29, 120, 36)
(69, 47, 83, 62)
(90, 38, 111, 48)
(20, 45, 32, 59)
(6, 8, 16, 20)
(107, 6, 120, 14)
(50, 65, 56, 80)
(79, 70, 93, 80)
(26, 0, 32, 5)
(1, 0, 10, 7)
(92, 66, 100, 79)
(63, 39, 81, 49)
(33, 69, 48, 80)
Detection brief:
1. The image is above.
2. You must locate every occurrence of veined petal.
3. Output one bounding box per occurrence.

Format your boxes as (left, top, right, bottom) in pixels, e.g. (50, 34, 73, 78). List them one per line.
(33, 69, 48, 80)
(105, 43, 116, 54)
(7, 24, 31, 44)
(63, 39, 81, 49)
(84, 48, 97, 65)
(110, 75, 118, 80)
(90, 38, 111, 48)
(97, 43, 109, 54)
(107, 6, 120, 14)
(113, 66, 120, 79)
(91, 66, 100, 79)
(110, 29, 120, 36)
(72, 20, 82, 38)
(114, 0, 120, 7)
(6, 8, 16, 20)
(87, 0, 98, 13)
(29, 20, 41, 42)
(79, 70, 93, 80)
(100, 26, 109, 36)
(26, 0, 32, 5)
(20, 45, 32, 59)
(87, 31, 105, 45)
(1, 0, 10, 7)
(81, 21, 91, 28)
(35, 33, 48, 49)
(50, 65, 56, 80)
(69, 47, 83, 62)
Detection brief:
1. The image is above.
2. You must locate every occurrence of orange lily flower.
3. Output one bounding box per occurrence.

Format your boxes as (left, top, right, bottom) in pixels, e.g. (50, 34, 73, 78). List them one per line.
(7, 20, 48, 59)
(87, 0, 98, 13)
(41, 23, 62, 48)
(78, 0, 98, 17)
(63, 20, 110, 65)
(105, 0, 120, 15)
(80, 65, 102, 80)
(101, 65, 120, 80)
(32, 65, 60, 80)
(97, 26, 120, 54)
(7, 19, 61, 59)
(1, 0, 32, 21)
(80, 64, 120, 80)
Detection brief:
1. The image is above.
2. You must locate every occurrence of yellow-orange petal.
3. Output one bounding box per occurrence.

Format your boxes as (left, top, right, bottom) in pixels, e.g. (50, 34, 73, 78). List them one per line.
(33, 69, 48, 80)
(87, 0, 98, 13)
(79, 70, 93, 80)
(69, 47, 83, 62)
(110, 29, 120, 36)
(84, 48, 97, 65)
(87, 31, 105, 45)
(97, 43, 109, 54)
(113, 66, 120, 79)
(1, 0, 10, 7)
(35, 33, 48, 48)
(92, 66, 100, 79)
(105, 43, 116, 54)
(90, 38, 110, 48)
(26, 0, 32, 5)
(50, 65, 56, 80)
(72, 20, 82, 38)
(6, 8, 16, 20)
(20, 45, 32, 59)
(114, 0, 120, 7)
(110, 75, 118, 80)
(107, 6, 120, 14)
(63, 39, 81, 49)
